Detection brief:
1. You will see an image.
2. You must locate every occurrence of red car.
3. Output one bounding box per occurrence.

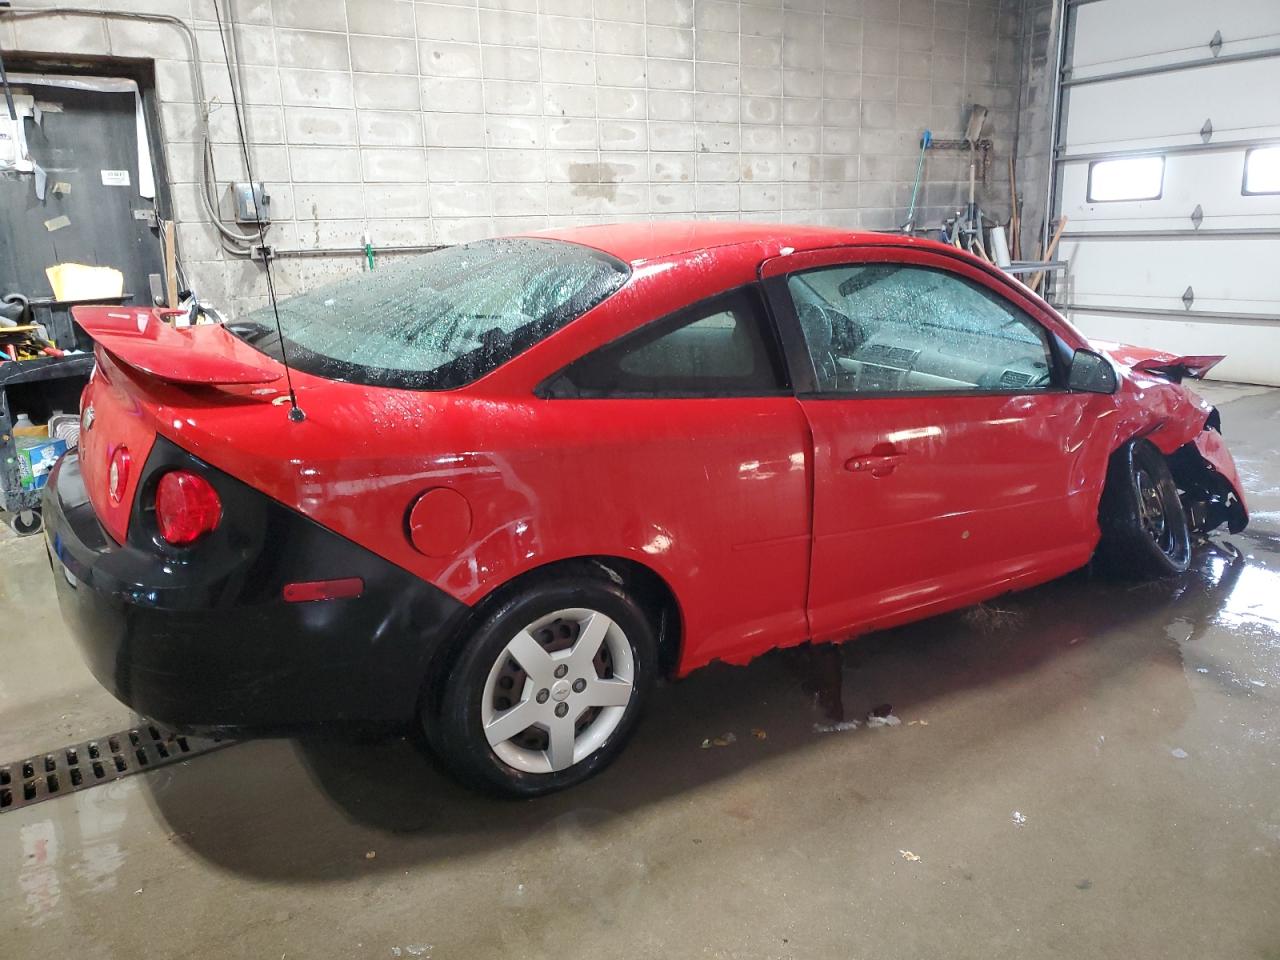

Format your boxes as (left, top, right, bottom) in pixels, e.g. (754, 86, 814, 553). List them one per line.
(45, 222, 1247, 796)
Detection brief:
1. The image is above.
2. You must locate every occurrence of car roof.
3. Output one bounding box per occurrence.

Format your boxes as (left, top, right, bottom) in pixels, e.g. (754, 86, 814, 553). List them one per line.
(527, 220, 914, 265)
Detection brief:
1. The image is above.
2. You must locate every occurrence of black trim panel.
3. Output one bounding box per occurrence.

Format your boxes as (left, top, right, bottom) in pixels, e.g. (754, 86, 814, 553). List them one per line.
(43, 439, 470, 736)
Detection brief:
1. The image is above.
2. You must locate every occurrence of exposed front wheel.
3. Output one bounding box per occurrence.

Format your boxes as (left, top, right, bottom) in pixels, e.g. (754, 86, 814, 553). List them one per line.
(1096, 440, 1192, 578)
(433, 575, 657, 797)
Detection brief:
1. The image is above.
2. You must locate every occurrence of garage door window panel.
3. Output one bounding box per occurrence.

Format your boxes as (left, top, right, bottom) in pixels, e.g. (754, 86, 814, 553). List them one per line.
(788, 264, 1056, 395)
(547, 288, 788, 398)
(1243, 145, 1280, 195)
(1087, 156, 1166, 202)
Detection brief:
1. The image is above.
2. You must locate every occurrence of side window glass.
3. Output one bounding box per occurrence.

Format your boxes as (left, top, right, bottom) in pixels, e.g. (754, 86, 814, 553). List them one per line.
(550, 287, 787, 397)
(787, 264, 1055, 394)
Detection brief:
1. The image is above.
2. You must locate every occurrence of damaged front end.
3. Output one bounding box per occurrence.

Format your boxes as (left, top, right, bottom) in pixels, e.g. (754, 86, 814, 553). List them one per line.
(1095, 339, 1250, 538)
(1169, 411, 1249, 536)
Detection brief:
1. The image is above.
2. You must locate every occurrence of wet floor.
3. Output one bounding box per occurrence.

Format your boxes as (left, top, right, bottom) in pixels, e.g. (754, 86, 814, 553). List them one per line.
(2, 383, 1278, 959)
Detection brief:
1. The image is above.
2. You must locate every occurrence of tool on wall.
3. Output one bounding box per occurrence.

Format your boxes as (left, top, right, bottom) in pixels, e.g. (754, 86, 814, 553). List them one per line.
(1008, 156, 1021, 261)
(960, 104, 989, 254)
(901, 130, 932, 234)
(927, 104, 999, 261)
(1029, 217, 1068, 294)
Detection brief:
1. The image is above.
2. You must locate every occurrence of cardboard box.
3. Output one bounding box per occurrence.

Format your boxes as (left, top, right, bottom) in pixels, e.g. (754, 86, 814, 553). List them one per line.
(17, 437, 68, 490)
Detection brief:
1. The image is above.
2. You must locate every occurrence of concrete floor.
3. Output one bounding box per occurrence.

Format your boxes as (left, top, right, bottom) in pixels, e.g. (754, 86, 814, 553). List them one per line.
(2, 382, 1278, 960)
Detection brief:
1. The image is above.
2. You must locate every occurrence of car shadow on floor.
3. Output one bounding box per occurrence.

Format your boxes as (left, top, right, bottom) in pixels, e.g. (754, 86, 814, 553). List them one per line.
(144, 538, 1259, 881)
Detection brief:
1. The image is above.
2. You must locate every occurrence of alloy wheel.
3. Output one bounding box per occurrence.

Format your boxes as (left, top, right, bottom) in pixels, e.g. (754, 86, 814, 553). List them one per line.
(1135, 467, 1175, 556)
(480, 608, 635, 774)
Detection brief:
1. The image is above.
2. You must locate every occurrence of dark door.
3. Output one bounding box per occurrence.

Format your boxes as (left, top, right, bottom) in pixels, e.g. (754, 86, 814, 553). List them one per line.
(0, 78, 164, 312)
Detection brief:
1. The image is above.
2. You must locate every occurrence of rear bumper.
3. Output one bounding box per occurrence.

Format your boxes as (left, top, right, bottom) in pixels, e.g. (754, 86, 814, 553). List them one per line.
(43, 441, 469, 736)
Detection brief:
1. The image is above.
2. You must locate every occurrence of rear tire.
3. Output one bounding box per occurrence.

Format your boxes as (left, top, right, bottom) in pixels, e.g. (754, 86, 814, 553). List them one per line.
(1095, 440, 1192, 578)
(430, 573, 658, 798)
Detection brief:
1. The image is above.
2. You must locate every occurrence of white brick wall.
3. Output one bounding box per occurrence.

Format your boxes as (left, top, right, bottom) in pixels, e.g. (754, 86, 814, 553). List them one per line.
(3, 0, 1023, 310)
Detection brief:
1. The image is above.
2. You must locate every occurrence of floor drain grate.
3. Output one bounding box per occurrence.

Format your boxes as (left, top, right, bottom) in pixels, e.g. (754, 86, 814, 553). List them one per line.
(0, 724, 233, 813)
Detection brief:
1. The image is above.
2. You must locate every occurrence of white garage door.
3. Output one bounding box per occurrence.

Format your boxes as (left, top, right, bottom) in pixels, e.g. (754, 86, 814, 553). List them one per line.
(1052, 0, 1280, 385)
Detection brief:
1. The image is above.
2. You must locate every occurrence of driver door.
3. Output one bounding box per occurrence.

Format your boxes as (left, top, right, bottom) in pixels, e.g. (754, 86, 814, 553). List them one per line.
(760, 245, 1109, 642)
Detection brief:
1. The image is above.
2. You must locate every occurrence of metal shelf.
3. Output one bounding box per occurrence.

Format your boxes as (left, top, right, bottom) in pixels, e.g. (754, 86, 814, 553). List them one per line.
(0, 353, 95, 387)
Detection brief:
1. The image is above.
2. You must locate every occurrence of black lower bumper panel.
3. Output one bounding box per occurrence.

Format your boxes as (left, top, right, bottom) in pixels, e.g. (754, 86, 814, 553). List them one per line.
(43, 438, 469, 736)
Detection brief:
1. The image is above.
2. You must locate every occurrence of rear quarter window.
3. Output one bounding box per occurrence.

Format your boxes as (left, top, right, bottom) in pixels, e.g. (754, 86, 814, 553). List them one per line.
(228, 238, 630, 390)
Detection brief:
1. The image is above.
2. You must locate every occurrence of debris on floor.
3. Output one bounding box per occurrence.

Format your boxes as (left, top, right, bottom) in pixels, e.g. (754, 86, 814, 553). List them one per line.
(899, 850, 921, 862)
(1012, 811, 1028, 826)
(867, 704, 901, 728)
(701, 733, 737, 748)
(751, 728, 767, 740)
(962, 603, 1024, 632)
(907, 719, 929, 726)
(1171, 748, 1189, 759)
(365, 850, 377, 860)
(813, 719, 860, 734)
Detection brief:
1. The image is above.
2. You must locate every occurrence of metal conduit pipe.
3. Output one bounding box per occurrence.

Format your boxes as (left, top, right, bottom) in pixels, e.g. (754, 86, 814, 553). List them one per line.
(250, 245, 446, 259)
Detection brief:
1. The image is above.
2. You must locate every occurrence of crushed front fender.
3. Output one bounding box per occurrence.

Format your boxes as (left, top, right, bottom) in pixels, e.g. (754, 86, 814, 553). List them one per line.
(1193, 426, 1249, 532)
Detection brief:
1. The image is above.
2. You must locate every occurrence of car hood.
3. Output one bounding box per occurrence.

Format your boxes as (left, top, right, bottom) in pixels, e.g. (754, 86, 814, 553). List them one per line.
(1091, 339, 1225, 383)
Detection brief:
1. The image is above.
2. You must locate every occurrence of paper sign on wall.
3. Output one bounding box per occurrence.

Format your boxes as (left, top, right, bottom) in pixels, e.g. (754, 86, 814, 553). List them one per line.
(0, 95, 35, 173)
(101, 169, 130, 186)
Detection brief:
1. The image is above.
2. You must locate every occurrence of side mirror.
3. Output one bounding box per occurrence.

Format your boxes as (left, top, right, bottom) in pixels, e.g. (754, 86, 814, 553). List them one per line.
(1067, 348, 1118, 394)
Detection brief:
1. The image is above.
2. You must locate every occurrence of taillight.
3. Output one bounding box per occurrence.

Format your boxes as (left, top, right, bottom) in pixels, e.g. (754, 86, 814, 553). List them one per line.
(108, 446, 131, 504)
(155, 470, 222, 545)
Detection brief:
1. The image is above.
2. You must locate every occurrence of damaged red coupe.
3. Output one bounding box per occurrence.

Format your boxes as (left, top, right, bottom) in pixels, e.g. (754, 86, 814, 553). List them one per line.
(45, 223, 1247, 796)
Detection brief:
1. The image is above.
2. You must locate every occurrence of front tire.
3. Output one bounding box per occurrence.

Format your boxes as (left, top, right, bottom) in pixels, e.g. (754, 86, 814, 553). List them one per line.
(432, 573, 658, 797)
(1096, 440, 1192, 578)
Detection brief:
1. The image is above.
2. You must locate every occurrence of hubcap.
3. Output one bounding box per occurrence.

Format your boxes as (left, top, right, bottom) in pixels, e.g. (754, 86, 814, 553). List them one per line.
(480, 608, 635, 775)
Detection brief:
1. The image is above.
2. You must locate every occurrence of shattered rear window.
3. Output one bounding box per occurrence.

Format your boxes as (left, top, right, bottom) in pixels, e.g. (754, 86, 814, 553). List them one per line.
(228, 238, 629, 390)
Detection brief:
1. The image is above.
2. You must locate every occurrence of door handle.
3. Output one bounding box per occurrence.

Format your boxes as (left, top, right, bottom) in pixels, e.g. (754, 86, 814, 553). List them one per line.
(845, 444, 907, 477)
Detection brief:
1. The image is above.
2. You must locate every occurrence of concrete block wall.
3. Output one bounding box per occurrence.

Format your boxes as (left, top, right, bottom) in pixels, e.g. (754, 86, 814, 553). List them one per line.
(2, 0, 1025, 312)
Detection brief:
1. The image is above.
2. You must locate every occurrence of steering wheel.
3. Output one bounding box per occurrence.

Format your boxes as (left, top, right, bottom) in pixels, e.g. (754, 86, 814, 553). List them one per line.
(796, 302, 841, 388)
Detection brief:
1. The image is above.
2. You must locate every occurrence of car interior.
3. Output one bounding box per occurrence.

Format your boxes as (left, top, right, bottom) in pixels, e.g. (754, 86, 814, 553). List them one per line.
(789, 263, 1056, 394)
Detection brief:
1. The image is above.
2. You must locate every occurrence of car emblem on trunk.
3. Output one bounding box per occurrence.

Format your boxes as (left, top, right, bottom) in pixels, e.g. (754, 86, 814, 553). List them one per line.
(82, 405, 95, 432)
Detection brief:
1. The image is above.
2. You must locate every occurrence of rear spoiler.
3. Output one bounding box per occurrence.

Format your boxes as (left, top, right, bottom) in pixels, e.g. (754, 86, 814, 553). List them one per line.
(72, 306, 285, 386)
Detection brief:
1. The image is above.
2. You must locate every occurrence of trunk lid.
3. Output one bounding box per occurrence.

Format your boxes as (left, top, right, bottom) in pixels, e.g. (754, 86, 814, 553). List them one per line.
(72, 307, 288, 543)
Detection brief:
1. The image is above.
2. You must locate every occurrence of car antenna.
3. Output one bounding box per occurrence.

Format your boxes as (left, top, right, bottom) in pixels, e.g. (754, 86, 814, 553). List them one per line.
(212, 0, 304, 422)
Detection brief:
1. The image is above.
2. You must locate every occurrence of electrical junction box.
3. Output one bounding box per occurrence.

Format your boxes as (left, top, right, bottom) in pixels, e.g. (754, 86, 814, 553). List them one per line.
(231, 182, 271, 224)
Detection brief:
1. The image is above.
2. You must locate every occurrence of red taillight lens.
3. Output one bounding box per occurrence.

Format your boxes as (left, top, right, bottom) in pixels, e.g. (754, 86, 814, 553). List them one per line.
(108, 446, 131, 504)
(155, 470, 222, 545)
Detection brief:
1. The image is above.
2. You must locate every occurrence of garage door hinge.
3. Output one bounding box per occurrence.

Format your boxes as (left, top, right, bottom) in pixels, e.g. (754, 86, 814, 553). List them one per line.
(1182, 286, 1195, 310)
(1209, 30, 1223, 57)
(1200, 119, 1214, 143)
(1190, 204, 1204, 229)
